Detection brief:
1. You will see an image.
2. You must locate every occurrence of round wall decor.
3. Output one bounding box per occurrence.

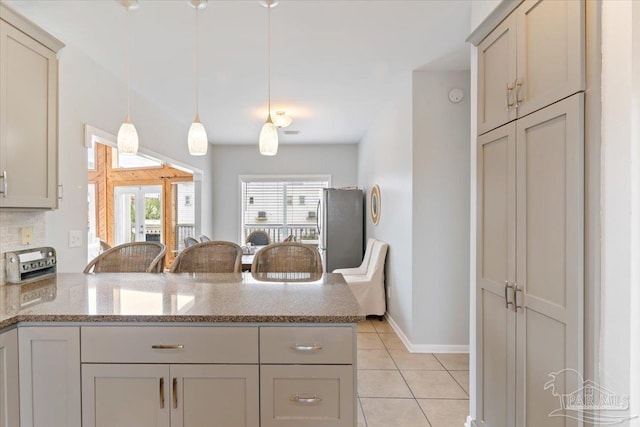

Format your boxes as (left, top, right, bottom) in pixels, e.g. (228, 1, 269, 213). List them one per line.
(370, 185, 381, 225)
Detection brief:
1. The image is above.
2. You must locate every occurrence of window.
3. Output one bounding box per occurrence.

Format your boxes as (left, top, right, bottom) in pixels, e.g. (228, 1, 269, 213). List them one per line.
(112, 148, 162, 169)
(241, 176, 329, 243)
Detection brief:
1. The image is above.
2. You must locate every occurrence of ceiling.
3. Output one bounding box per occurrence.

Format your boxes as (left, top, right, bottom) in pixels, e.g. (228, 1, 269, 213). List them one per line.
(4, 0, 472, 145)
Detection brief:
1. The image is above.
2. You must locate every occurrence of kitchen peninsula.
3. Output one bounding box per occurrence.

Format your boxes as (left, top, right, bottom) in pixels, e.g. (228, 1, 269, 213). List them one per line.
(0, 273, 363, 427)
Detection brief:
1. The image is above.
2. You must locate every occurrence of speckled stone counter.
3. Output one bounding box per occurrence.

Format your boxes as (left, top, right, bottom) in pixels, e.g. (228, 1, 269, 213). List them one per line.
(0, 272, 365, 329)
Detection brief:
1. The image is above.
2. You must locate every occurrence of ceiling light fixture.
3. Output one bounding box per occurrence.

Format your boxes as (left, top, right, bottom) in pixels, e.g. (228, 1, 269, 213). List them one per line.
(272, 110, 292, 128)
(187, 0, 208, 156)
(258, 0, 278, 156)
(117, 0, 139, 155)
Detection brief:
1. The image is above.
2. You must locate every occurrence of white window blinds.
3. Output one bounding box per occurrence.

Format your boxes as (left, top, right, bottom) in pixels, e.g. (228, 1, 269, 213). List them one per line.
(241, 177, 329, 243)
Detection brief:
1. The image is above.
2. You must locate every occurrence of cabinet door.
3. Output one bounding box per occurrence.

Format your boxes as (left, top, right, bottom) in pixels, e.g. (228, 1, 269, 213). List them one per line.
(0, 329, 19, 427)
(170, 365, 259, 427)
(477, 14, 517, 135)
(515, 0, 585, 118)
(261, 365, 354, 427)
(18, 327, 81, 427)
(82, 364, 170, 427)
(0, 21, 58, 209)
(515, 94, 583, 427)
(476, 123, 517, 427)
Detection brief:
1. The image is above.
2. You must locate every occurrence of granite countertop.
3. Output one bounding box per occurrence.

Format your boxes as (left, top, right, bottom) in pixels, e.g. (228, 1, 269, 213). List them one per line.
(0, 272, 365, 329)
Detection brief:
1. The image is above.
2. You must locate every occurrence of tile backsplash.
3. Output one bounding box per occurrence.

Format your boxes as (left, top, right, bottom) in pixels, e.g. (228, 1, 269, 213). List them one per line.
(0, 211, 47, 284)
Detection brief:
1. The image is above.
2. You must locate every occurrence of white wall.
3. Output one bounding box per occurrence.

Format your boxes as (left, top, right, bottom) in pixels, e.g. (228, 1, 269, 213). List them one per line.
(600, 1, 639, 424)
(631, 0, 640, 419)
(45, 44, 213, 273)
(210, 143, 358, 242)
(412, 70, 470, 350)
(358, 74, 414, 337)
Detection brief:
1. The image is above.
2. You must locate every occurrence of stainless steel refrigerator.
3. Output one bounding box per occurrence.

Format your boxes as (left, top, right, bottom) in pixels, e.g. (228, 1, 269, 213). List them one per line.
(317, 188, 364, 272)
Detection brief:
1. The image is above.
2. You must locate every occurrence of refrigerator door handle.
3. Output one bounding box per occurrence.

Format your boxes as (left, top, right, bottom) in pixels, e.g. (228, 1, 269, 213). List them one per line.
(316, 200, 321, 235)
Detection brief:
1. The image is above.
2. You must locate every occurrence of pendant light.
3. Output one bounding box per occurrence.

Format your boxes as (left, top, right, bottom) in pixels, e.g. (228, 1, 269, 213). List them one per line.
(188, 0, 208, 156)
(117, 0, 139, 155)
(259, 0, 278, 156)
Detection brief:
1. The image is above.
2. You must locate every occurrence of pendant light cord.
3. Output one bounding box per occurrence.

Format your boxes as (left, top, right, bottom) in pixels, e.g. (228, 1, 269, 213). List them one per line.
(195, 6, 200, 117)
(267, 2, 271, 117)
(126, 6, 131, 120)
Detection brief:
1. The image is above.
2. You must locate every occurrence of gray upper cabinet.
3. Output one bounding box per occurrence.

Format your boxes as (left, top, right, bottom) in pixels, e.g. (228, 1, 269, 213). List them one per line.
(0, 5, 63, 209)
(477, 0, 584, 135)
(478, 14, 517, 135)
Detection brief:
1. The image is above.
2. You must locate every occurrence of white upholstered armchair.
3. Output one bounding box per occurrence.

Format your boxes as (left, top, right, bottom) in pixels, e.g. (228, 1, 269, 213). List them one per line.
(333, 239, 389, 317)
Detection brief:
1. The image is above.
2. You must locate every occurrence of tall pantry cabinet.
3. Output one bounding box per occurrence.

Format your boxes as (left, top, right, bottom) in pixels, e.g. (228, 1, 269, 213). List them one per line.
(471, 1, 585, 426)
(0, 5, 63, 209)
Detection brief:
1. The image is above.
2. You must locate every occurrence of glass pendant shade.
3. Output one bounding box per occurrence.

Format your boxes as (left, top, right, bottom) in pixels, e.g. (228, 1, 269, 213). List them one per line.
(259, 117, 278, 156)
(188, 116, 208, 156)
(117, 117, 139, 155)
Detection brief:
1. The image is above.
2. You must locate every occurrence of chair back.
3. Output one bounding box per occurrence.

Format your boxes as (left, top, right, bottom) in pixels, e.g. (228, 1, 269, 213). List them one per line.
(360, 238, 376, 270)
(252, 242, 323, 274)
(199, 235, 211, 242)
(246, 230, 271, 246)
(84, 242, 166, 273)
(170, 241, 242, 273)
(184, 236, 199, 247)
(365, 240, 389, 280)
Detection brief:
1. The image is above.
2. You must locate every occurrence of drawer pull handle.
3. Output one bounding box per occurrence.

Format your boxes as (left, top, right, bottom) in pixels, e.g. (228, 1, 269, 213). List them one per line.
(159, 378, 165, 409)
(172, 377, 178, 409)
(290, 344, 323, 351)
(290, 395, 322, 404)
(152, 344, 184, 350)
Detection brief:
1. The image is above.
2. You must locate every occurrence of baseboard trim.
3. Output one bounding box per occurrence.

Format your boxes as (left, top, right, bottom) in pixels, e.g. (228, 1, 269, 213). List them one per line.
(464, 415, 477, 427)
(385, 313, 470, 354)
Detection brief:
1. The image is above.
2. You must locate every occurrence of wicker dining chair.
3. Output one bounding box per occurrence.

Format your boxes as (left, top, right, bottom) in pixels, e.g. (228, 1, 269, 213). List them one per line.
(169, 241, 243, 273)
(251, 242, 323, 274)
(84, 242, 166, 274)
(199, 235, 211, 242)
(245, 230, 271, 246)
(184, 236, 199, 248)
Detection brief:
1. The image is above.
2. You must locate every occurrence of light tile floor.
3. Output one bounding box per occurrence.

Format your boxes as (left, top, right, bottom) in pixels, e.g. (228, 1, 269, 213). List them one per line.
(357, 319, 469, 427)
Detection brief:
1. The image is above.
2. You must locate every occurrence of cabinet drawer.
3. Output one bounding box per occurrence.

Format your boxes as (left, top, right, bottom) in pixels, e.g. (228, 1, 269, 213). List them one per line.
(261, 365, 354, 427)
(81, 326, 258, 364)
(260, 327, 353, 364)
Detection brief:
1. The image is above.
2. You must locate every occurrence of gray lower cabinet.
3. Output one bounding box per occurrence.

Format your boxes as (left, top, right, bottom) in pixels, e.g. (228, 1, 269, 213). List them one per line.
(261, 365, 353, 427)
(17, 327, 81, 427)
(259, 326, 356, 427)
(81, 364, 259, 427)
(0, 329, 19, 427)
(4, 324, 355, 427)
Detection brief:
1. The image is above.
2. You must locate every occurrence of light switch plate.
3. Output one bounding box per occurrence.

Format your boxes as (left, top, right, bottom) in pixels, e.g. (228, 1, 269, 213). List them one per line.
(68, 230, 82, 248)
(20, 227, 32, 245)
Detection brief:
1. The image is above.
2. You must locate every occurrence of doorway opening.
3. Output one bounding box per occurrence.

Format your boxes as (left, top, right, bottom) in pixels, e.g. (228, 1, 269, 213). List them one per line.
(86, 129, 197, 268)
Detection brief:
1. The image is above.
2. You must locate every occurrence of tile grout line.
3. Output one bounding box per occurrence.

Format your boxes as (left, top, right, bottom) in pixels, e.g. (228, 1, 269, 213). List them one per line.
(377, 326, 434, 427)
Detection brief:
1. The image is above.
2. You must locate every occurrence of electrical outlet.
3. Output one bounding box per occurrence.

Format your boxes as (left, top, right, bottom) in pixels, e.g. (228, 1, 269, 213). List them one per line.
(68, 230, 82, 248)
(20, 227, 32, 245)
